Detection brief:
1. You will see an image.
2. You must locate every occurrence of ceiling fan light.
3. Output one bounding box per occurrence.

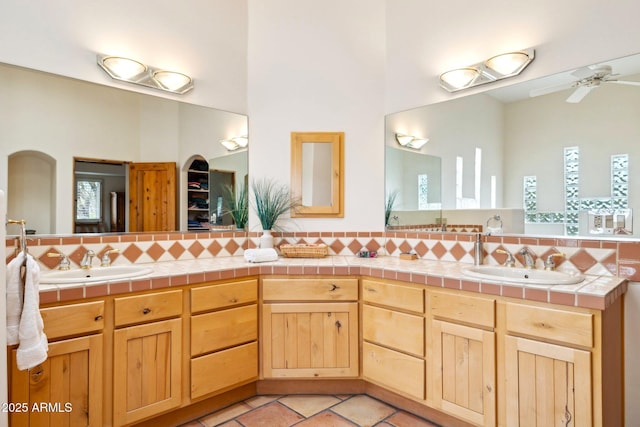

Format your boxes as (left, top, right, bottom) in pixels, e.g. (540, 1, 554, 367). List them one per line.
(152, 70, 193, 93)
(99, 56, 147, 80)
(440, 68, 481, 90)
(485, 51, 532, 76)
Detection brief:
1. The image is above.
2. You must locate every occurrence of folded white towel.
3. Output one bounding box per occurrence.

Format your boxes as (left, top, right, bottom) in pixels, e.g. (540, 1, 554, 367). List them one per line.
(16, 254, 48, 371)
(244, 248, 279, 263)
(6, 251, 25, 346)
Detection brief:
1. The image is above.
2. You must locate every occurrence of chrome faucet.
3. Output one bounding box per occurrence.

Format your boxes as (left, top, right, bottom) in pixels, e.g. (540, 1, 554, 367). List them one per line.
(544, 252, 565, 271)
(80, 250, 96, 269)
(101, 249, 120, 267)
(519, 247, 536, 269)
(496, 249, 516, 267)
(47, 251, 70, 270)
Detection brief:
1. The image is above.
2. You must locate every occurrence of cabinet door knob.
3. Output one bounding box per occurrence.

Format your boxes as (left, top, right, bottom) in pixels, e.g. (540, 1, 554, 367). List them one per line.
(335, 320, 342, 331)
(230, 297, 238, 303)
(94, 315, 103, 321)
(330, 284, 339, 291)
(142, 308, 151, 315)
(30, 367, 44, 383)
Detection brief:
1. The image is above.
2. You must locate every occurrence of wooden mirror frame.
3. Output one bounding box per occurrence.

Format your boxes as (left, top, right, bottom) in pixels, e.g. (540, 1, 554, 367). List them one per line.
(290, 131, 344, 217)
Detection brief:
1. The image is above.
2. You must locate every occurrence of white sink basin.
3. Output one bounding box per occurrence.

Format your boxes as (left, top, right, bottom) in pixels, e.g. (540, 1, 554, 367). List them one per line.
(462, 265, 584, 285)
(41, 265, 153, 285)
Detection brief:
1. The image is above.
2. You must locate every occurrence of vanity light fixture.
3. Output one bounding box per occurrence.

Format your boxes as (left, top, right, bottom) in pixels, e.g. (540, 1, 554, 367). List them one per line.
(220, 135, 249, 151)
(395, 133, 429, 150)
(97, 54, 194, 94)
(439, 48, 535, 92)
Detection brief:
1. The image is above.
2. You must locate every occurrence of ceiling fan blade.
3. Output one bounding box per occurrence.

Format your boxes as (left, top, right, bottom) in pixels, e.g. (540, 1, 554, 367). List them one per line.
(571, 66, 595, 79)
(566, 86, 594, 103)
(529, 82, 574, 98)
(606, 80, 640, 86)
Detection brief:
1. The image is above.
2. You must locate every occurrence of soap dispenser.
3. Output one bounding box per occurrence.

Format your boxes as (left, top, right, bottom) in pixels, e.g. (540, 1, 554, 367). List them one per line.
(473, 233, 483, 266)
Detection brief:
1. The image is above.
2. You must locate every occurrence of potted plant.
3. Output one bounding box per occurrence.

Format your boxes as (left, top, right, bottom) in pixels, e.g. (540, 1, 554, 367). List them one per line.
(385, 190, 399, 227)
(221, 183, 248, 230)
(251, 178, 301, 248)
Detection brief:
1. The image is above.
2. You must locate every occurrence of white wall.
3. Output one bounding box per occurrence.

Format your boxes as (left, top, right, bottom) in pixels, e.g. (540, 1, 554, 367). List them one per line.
(247, 0, 386, 231)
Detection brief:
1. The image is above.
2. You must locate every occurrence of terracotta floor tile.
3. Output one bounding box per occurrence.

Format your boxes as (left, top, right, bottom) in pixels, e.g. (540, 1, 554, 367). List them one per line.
(244, 394, 283, 408)
(279, 394, 342, 417)
(199, 402, 252, 427)
(331, 395, 396, 427)
(236, 402, 304, 427)
(180, 421, 204, 427)
(218, 421, 243, 427)
(385, 411, 440, 427)
(296, 410, 358, 426)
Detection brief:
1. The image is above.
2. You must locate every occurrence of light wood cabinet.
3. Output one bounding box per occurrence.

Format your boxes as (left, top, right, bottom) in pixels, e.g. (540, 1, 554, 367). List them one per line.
(113, 291, 183, 426)
(430, 291, 496, 427)
(9, 301, 105, 427)
(190, 279, 259, 400)
(361, 279, 425, 400)
(262, 277, 359, 378)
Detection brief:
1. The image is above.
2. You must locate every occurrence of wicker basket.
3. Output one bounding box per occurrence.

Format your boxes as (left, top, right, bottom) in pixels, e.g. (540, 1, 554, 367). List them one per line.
(280, 243, 329, 258)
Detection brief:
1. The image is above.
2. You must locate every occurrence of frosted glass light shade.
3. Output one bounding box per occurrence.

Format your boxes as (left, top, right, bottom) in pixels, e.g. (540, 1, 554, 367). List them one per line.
(484, 51, 532, 76)
(100, 56, 147, 80)
(440, 68, 481, 90)
(152, 70, 192, 92)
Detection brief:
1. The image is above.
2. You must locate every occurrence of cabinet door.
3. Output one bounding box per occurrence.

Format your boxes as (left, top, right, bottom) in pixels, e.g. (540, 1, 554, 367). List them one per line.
(9, 334, 103, 427)
(113, 318, 182, 426)
(432, 320, 496, 427)
(263, 302, 358, 378)
(505, 335, 591, 427)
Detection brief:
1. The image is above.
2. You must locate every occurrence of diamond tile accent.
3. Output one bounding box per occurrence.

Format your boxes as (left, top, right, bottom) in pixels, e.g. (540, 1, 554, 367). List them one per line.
(168, 242, 186, 259)
(330, 240, 345, 255)
(398, 240, 412, 254)
(208, 240, 223, 256)
(189, 241, 205, 258)
(569, 249, 598, 271)
(146, 242, 166, 261)
(414, 241, 428, 257)
(122, 244, 143, 263)
(225, 239, 240, 255)
(449, 242, 467, 261)
(348, 239, 363, 254)
(430, 241, 447, 259)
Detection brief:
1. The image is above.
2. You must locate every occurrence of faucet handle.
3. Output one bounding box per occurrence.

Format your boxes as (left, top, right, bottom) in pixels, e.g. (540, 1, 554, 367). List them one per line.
(496, 249, 516, 267)
(101, 249, 120, 267)
(47, 252, 71, 270)
(544, 252, 565, 271)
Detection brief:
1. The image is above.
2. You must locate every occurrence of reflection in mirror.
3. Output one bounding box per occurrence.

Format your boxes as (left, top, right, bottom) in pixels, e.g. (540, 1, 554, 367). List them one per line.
(1, 62, 248, 235)
(291, 132, 344, 217)
(385, 53, 640, 237)
(209, 151, 248, 229)
(385, 146, 441, 229)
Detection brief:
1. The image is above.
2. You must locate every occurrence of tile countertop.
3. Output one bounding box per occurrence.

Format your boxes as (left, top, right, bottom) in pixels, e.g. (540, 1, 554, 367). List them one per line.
(38, 255, 627, 311)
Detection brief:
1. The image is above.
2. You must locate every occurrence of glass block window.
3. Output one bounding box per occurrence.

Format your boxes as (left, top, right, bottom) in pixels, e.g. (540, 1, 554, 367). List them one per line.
(76, 178, 102, 222)
(418, 174, 428, 210)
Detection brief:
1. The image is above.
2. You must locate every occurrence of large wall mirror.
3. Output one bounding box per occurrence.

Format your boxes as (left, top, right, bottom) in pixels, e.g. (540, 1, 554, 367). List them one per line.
(290, 131, 344, 218)
(385, 52, 640, 237)
(1, 62, 248, 235)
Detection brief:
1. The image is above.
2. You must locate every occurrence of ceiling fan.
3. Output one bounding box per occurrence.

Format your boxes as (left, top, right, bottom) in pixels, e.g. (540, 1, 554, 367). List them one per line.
(529, 64, 640, 103)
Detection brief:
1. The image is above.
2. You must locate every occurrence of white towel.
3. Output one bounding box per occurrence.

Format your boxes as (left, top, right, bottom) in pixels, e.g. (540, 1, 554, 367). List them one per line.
(6, 251, 25, 346)
(16, 254, 48, 371)
(244, 248, 279, 263)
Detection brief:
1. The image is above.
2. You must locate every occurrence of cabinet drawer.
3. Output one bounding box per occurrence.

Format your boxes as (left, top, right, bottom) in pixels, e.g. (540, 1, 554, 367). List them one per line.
(363, 305, 424, 357)
(114, 290, 183, 327)
(191, 305, 258, 357)
(191, 342, 258, 400)
(505, 302, 593, 347)
(430, 291, 495, 329)
(262, 278, 358, 301)
(41, 301, 104, 340)
(191, 279, 257, 313)
(363, 342, 425, 400)
(362, 279, 424, 313)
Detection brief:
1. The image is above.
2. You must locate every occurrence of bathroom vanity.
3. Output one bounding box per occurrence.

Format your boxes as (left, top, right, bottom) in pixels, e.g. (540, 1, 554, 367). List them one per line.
(5, 254, 625, 427)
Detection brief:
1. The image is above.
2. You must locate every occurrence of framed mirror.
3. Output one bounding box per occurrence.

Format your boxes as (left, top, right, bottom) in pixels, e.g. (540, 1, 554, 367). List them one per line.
(290, 131, 344, 217)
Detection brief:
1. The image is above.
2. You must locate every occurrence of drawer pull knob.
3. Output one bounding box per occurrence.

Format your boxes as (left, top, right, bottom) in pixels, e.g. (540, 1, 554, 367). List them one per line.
(230, 297, 238, 303)
(142, 308, 151, 315)
(365, 287, 376, 293)
(335, 320, 342, 331)
(330, 284, 339, 291)
(94, 315, 103, 321)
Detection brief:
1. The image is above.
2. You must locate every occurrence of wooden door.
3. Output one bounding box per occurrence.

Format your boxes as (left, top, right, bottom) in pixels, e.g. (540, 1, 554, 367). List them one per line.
(9, 334, 103, 427)
(262, 302, 358, 378)
(432, 320, 496, 427)
(505, 335, 591, 427)
(129, 162, 176, 232)
(113, 318, 182, 426)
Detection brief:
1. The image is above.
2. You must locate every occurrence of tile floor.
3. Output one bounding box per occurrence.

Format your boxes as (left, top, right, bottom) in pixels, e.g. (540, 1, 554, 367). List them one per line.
(179, 394, 441, 427)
